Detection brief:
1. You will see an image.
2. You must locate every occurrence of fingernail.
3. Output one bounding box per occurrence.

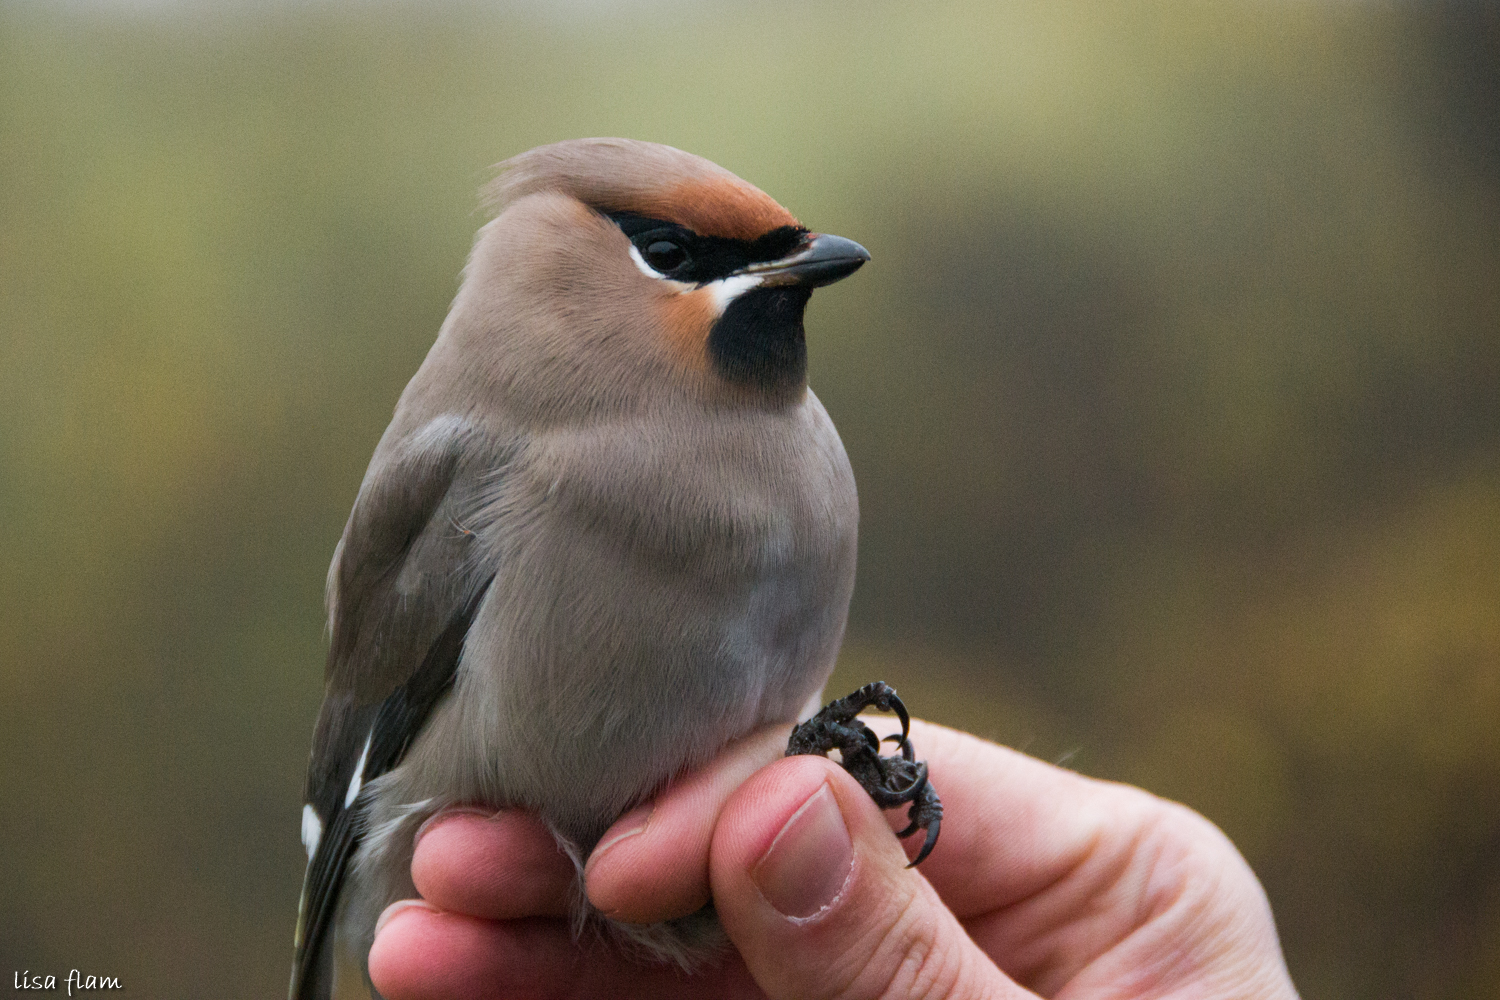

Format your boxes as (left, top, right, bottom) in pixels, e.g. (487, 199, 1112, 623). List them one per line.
(584, 802, 653, 877)
(413, 806, 497, 848)
(373, 899, 437, 939)
(752, 783, 853, 919)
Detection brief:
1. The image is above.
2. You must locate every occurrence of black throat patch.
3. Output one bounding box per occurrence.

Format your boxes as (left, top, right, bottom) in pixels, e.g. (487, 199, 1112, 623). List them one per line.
(707, 286, 812, 393)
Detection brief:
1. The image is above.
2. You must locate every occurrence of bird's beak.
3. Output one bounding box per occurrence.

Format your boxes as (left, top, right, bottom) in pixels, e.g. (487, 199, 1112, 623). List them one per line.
(741, 233, 871, 288)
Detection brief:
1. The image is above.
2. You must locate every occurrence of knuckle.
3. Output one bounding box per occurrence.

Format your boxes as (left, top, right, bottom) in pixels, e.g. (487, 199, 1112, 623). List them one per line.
(1114, 786, 1255, 926)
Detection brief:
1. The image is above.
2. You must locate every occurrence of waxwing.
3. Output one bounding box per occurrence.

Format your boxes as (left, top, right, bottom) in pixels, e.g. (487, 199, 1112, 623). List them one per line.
(290, 139, 934, 1000)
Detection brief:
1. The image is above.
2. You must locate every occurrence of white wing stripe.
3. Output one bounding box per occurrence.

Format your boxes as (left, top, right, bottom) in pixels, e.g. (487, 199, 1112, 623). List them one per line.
(300, 804, 323, 861)
(344, 732, 373, 808)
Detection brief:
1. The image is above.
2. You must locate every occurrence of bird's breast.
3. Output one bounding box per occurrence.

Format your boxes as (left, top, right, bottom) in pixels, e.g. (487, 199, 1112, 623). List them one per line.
(523, 405, 852, 576)
(440, 396, 857, 841)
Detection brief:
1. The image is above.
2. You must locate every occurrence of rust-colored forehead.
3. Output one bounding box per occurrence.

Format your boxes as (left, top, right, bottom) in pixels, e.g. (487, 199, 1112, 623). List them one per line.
(486, 139, 801, 242)
(602, 176, 800, 241)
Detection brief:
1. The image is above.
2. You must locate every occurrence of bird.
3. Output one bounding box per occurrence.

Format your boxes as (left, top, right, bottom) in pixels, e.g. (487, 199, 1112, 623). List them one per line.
(289, 138, 935, 1000)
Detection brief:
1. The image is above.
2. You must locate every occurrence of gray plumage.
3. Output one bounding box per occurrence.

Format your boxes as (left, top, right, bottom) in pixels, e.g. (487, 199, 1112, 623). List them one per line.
(291, 139, 862, 999)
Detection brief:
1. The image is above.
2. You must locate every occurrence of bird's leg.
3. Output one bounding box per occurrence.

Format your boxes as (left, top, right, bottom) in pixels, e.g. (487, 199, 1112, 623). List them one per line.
(786, 682, 943, 866)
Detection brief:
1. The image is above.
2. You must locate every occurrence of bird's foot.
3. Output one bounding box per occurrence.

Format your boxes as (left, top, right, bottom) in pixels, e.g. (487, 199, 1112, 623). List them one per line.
(786, 681, 942, 866)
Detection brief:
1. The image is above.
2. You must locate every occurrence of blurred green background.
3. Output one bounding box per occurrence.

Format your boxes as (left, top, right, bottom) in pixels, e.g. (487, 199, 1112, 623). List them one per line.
(2, 0, 1497, 996)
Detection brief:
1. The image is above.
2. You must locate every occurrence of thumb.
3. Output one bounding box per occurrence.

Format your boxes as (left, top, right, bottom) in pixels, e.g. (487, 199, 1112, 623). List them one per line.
(709, 755, 1032, 1000)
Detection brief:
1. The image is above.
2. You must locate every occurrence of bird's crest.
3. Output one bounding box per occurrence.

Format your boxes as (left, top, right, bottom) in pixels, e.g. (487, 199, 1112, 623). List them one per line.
(484, 138, 799, 241)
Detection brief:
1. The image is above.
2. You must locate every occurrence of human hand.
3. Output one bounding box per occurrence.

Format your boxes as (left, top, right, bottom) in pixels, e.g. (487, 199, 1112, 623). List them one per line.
(368, 720, 1300, 999)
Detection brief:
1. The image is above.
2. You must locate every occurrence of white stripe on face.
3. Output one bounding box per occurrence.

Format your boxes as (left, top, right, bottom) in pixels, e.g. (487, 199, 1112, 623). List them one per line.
(629, 244, 763, 313)
(628, 244, 668, 279)
(703, 273, 763, 312)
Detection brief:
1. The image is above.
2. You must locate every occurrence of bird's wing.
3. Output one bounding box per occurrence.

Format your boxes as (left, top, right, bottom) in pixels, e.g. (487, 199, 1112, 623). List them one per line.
(290, 416, 502, 1000)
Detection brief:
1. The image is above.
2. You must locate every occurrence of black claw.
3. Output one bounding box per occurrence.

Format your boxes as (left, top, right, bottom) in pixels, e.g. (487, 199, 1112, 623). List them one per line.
(890, 696, 911, 743)
(785, 681, 942, 866)
(883, 733, 916, 762)
(908, 817, 941, 868)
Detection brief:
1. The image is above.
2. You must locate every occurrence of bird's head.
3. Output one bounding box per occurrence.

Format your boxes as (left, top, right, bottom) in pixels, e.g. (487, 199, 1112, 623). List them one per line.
(435, 138, 868, 422)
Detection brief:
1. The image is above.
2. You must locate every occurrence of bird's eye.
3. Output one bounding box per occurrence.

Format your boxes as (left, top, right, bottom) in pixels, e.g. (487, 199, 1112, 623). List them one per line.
(643, 240, 689, 274)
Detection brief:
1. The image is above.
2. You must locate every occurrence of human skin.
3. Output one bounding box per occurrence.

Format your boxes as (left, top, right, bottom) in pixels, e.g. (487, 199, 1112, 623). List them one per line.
(367, 720, 1301, 1000)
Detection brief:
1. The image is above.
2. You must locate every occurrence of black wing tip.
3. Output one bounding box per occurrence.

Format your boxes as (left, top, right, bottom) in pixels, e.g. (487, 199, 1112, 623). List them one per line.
(291, 576, 497, 1000)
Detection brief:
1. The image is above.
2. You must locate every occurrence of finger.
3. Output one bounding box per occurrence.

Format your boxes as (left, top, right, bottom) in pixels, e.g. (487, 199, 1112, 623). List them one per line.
(367, 904, 767, 1000)
(585, 725, 789, 923)
(892, 721, 1288, 997)
(865, 719, 1161, 989)
(710, 754, 1036, 1000)
(872, 720, 1115, 917)
(411, 809, 575, 919)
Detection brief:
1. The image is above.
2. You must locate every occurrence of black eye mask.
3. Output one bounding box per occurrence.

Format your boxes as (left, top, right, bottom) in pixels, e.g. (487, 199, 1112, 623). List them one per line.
(605, 211, 808, 285)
